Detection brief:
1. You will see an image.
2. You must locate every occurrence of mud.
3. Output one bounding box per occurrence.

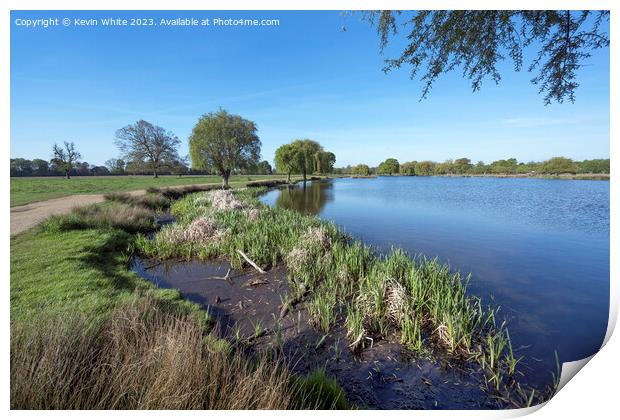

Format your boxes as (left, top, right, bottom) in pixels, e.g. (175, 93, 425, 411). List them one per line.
(132, 257, 503, 409)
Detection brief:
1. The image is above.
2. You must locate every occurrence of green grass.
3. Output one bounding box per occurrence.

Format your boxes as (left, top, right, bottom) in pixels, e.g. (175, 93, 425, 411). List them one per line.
(10, 227, 204, 325)
(10, 174, 290, 206)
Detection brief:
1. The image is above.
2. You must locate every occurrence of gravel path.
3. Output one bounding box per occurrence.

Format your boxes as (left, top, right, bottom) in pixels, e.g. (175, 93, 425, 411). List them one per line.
(10, 190, 145, 235)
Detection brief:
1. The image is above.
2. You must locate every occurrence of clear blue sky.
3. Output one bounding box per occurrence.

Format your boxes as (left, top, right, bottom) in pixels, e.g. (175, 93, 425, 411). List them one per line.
(10, 10, 610, 167)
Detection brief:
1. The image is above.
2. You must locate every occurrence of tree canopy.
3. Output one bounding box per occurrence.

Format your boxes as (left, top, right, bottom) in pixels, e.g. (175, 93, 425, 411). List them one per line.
(275, 139, 336, 181)
(365, 10, 609, 104)
(189, 109, 261, 186)
(377, 158, 400, 175)
(115, 120, 181, 178)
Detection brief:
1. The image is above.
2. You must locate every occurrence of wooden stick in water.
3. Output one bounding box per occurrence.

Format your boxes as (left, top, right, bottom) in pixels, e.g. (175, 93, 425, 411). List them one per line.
(236, 250, 266, 274)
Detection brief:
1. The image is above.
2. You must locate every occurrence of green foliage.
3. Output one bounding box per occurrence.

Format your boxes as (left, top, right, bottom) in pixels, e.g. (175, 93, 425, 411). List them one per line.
(415, 161, 435, 176)
(189, 109, 261, 186)
(350, 163, 371, 176)
(377, 158, 400, 175)
(366, 11, 609, 104)
(291, 369, 350, 410)
(274, 139, 336, 180)
(400, 161, 417, 175)
(541, 156, 577, 174)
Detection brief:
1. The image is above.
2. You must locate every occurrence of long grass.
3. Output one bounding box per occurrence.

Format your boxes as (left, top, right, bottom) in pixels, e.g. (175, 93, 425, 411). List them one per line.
(11, 292, 346, 409)
(136, 186, 556, 406)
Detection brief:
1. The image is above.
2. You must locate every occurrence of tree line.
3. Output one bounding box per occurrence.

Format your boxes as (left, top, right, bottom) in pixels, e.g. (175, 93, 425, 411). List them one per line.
(10, 109, 334, 186)
(339, 157, 610, 176)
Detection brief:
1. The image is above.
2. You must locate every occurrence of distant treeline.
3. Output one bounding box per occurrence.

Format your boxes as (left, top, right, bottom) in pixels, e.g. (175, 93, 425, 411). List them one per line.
(335, 157, 610, 176)
(9, 157, 274, 177)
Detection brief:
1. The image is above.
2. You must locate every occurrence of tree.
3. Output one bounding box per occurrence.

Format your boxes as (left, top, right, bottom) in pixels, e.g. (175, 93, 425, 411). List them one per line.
(189, 109, 261, 187)
(10, 158, 33, 177)
(541, 157, 577, 174)
(365, 11, 609, 104)
(415, 161, 435, 176)
(274, 143, 303, 183)
(351, 163, 371, 176)
(115, 120, 181, 178)
(30, 159, 49, 176)
(400, 161, 417, 175)
(314, 151, 336, 174)
(453, 158, 473, 174)
(377, 158, 400, 175)
(256, 160, 273, 175)
(52, 141, 81, 179)
(105, 158, 126, 174)
(90, 166, 110, 176)
(292, 139, 321, 181)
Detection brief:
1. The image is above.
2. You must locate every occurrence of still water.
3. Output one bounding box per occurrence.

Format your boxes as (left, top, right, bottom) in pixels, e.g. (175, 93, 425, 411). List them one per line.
(261, 177, 610, 387)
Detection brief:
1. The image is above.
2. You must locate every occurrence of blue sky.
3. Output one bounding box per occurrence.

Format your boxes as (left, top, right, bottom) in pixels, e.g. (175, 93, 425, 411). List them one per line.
(11, 10, 610, 167)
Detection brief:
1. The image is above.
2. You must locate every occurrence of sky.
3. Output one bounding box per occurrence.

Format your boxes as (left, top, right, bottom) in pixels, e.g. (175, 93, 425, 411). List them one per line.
(10, 10, 610, 168)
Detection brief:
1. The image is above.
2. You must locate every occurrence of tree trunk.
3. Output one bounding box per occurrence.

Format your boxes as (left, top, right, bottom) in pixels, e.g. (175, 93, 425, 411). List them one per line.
(153, 170, 158, 178)
(302, 168, 307, 182)
(287, 171, 291, 183)
(222, 171, 230, 188)
(65, 170, 70, 179)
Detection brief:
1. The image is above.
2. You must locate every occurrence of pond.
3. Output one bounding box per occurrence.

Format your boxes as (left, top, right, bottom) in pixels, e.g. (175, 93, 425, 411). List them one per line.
(260, 176, 610, 388)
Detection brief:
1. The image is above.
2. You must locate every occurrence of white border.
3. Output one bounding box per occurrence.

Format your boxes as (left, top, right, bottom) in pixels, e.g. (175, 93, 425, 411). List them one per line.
(2, 1, 616, 418)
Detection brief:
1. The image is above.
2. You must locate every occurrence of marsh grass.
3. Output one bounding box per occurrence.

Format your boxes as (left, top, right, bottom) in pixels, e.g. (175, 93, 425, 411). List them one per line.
(135, 186, 557, 407)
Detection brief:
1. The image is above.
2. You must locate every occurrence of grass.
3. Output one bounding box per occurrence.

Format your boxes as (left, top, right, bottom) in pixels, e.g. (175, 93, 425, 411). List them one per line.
(10, 174, 290, 206)
(136, 187, 558, 407)
(10, 192, 348, 409)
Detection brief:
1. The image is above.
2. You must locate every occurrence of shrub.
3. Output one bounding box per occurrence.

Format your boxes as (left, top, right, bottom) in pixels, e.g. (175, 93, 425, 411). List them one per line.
(41, 202, 155, 233)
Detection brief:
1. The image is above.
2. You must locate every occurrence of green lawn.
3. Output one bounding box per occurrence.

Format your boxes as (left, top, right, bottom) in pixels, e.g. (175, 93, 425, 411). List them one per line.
(10, 227, 203, 324)
(10, 174, 288, 207)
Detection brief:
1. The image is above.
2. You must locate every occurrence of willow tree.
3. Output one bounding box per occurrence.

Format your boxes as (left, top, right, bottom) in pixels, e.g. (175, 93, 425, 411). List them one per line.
(364, 10, 609, 104)
(189, 109, 261, 187)
(274, 143, 302, 183)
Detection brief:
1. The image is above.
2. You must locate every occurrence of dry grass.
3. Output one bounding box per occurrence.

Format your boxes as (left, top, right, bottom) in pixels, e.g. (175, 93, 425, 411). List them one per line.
(11, 292, 311, 409)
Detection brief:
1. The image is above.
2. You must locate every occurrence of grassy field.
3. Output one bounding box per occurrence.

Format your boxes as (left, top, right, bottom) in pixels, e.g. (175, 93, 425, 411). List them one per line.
(10, 192, 348, 409)
(10, 174, 288, 207)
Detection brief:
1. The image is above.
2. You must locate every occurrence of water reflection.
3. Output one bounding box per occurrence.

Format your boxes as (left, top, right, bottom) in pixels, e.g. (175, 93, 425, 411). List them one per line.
(275, 180, 334, 215)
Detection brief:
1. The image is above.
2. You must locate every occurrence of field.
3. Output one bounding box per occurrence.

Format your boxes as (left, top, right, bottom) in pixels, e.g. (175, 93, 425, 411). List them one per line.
(10, 175, 288, 207)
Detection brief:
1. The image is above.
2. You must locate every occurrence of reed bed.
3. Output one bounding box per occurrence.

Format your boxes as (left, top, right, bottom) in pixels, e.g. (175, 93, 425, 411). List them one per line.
(136, 187, 555, 407)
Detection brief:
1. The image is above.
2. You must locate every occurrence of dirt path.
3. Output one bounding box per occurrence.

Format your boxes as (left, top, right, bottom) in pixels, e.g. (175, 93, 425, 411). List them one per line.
(10, 190, 145, 235)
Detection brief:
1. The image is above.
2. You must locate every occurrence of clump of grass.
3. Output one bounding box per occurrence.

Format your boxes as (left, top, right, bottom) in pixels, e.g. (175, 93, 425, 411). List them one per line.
(345, 303, 366, 351)
(41, 202, 156, 234)
(104, 192, 169, 211)
(11, 292, 343, 409)
(307, 288, 337, 333)
(290, 368, 350, 410)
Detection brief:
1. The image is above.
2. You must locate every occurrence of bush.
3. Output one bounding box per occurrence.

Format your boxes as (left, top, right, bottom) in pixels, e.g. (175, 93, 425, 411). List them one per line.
(291, 369, 350, 410)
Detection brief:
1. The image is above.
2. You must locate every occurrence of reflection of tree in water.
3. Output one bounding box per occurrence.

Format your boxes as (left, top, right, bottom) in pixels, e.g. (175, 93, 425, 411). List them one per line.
(275, 181, 333, 215)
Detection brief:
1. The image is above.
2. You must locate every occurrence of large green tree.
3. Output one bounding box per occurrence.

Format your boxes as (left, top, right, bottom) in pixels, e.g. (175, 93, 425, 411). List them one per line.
(274, 143, 303, 183)
(377, 158, 400, 175)
(365, 11, 609, 104)
(541, 156, 577, 174)
(189, 109, 261, 187)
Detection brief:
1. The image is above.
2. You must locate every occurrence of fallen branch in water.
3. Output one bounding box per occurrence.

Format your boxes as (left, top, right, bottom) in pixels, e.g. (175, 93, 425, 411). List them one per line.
(211, 268, 233, 284)
(236, 250, 266, 274)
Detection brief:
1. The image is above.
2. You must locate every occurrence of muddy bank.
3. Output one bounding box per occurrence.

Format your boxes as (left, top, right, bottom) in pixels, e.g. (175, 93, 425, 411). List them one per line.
(132, 257, 501, 409)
